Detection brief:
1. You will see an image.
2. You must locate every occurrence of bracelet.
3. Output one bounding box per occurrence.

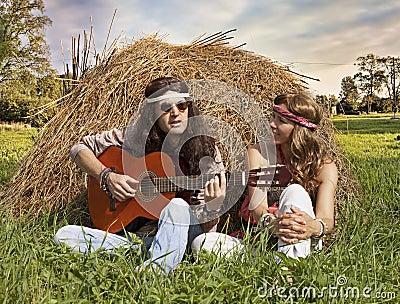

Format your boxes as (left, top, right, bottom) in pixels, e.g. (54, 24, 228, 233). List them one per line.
(99, 168, 109, 187)
(259, 213, 277, 229)
(313, 218, 328, 239)
(99, 167, 116, 195)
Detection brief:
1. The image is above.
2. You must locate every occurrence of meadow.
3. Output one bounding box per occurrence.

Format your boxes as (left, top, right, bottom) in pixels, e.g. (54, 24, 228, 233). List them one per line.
(0, 115, 399, 303)
(0, 129, 37, 185)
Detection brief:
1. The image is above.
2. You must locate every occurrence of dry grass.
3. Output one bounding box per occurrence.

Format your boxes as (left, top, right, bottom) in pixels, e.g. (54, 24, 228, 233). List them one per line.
(0, 34, 358, 231)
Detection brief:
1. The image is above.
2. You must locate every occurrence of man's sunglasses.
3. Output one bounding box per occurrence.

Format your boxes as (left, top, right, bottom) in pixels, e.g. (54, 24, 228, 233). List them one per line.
(160, 100, 190, 113)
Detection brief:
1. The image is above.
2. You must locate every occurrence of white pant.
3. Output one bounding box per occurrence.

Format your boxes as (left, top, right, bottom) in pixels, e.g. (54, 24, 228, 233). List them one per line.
(277, 184, 315, 259)
(191, 232, 244, 258)
(191, 184, 315, 260)
(54, 225, 138, 253)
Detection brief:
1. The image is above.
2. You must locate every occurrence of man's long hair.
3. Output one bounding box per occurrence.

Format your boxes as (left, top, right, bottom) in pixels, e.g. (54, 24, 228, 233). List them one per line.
(130, 77, 216, 176)
(275, 93, 330, 203)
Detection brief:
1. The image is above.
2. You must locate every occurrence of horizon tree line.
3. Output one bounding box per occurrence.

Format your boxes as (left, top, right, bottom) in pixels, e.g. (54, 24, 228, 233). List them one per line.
(317, 54, 399, 115)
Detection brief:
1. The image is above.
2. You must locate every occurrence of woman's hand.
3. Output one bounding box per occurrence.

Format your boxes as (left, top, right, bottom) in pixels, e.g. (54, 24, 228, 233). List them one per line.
(270, 207, 320, 243)
(204, 172, 227, 210)
(106, 172, 138, 202)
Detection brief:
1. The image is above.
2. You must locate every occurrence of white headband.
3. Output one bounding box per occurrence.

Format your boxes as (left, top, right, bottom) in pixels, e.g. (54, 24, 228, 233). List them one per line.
(146, 92, 190, 103)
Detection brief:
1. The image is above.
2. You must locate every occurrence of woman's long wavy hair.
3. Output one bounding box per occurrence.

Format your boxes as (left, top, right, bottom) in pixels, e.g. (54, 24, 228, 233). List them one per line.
(275, 93, 330, 203)
(129, 77, 216, 176)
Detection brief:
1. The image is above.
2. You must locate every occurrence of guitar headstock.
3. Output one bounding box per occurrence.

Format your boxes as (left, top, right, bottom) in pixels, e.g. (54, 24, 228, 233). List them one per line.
(247, 165, 292, 188)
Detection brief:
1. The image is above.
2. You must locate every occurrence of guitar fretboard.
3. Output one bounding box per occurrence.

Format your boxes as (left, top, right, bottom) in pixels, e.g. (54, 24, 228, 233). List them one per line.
(140, 168, 281, 194)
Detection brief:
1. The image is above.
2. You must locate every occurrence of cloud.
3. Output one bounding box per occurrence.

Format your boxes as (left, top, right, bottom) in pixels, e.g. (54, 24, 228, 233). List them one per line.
(43, 0, 400, 95)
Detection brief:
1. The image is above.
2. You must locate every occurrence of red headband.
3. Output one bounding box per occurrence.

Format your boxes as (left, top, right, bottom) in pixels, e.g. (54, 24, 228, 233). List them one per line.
(273, 105, 318, 131)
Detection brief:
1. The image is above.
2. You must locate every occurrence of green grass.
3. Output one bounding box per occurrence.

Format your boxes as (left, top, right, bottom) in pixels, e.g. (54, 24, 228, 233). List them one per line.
(0, 129, 37, 186)
(0, 118, 399, 303)
(331, 114, 400, 134)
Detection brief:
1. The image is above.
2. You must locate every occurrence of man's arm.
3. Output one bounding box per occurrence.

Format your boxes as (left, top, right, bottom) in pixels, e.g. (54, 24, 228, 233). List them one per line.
(71, 128, 137, 202)
(74, 148, 106, 180)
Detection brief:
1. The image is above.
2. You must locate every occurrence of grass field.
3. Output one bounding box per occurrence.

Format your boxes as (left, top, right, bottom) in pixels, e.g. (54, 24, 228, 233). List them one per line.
(0, 115, 399, 303)
(332, 114, 400, 135)
(0, 129, 37, 186)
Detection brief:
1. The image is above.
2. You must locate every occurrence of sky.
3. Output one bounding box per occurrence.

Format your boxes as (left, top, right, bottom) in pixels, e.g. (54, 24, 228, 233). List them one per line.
(44, 0, 400, 96)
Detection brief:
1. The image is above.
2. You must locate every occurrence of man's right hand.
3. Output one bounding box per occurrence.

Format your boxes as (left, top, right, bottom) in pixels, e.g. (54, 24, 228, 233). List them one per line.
(106, 173, 138, 202)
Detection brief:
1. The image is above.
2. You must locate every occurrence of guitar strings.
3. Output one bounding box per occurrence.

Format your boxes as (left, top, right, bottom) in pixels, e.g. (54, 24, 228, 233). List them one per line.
(137, 170, 280, 194)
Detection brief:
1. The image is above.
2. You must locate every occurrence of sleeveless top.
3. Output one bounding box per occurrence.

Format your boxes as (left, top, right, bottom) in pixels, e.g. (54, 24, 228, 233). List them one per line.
(237, 144, 290, 225)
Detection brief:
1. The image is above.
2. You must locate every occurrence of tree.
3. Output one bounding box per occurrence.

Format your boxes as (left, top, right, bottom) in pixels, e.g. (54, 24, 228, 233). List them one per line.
(0, 0, 52, 81)
(315, 94, 339, 117)
(315, 94, 329, 109)
(339, 76, 360, 113)
(354, 54, 385, 114)
(358, 93, 382, 113)
(377, 56, 400, 100)
(328, 94, 339, 115)
(0, 0, 60, 123)
(0, 70, 62, 124)
(377, 56, 400, 114)
(0, 69, 35, 121)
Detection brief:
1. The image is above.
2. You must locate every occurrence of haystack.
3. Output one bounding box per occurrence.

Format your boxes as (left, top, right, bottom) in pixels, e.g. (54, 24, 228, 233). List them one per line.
(1, 33, 358, 231)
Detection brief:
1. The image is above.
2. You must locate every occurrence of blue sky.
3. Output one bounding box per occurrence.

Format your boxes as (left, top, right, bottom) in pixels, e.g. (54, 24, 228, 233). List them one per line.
(44, 0, 400, 96)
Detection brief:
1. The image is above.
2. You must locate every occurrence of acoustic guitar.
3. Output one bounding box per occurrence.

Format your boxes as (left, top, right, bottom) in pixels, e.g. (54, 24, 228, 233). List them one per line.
(88, 146, 291, 233)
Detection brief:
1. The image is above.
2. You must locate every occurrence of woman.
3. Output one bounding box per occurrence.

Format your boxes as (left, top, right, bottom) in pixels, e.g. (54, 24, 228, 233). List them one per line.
(55, 77, 226, 274)
(192, 93, 337, 260)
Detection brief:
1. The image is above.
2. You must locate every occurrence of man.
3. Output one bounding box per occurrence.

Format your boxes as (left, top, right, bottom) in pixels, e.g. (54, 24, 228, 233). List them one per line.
(55, 77, 226, 274)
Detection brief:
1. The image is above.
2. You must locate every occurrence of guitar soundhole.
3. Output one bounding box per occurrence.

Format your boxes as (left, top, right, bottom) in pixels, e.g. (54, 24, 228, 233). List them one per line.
(137, 171, 158, 203)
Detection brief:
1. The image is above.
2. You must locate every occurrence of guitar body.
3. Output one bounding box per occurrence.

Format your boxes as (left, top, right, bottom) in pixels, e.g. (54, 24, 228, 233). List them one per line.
(88, 146, 175, 233)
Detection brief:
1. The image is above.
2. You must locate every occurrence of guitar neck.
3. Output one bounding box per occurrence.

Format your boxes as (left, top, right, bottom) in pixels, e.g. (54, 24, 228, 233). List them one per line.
(152, 174, 223, 193)
(151, 170, 273, 193)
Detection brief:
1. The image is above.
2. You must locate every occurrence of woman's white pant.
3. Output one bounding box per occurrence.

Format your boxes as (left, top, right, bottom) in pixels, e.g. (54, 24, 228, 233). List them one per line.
(191, 232, 244, 258)
(191, 184, 315, 260)
(277, 184, 315, 259)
